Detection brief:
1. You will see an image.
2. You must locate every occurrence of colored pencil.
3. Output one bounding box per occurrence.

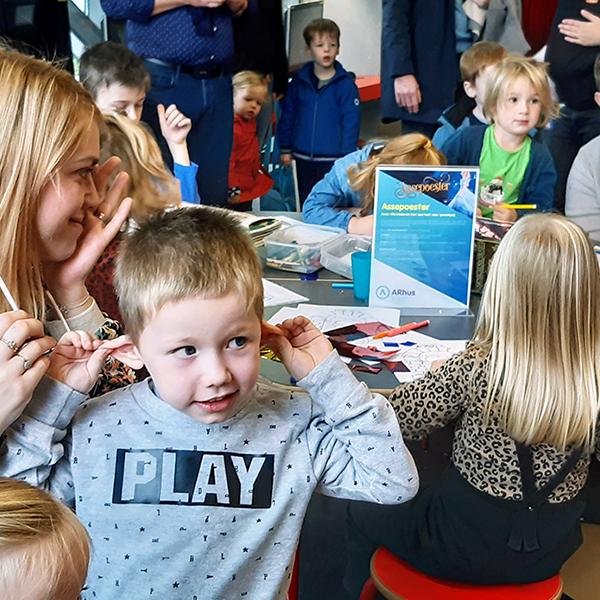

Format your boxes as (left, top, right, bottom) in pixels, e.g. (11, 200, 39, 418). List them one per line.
(373, 320, 430, 340)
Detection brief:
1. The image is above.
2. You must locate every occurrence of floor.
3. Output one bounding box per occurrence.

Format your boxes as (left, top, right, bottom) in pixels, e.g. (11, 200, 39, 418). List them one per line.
(298, 426, 600, 600)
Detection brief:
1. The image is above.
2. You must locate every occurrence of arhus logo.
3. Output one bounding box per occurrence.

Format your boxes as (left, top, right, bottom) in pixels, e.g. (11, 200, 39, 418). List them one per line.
(376, 285, 390, 300)
(376, 285, 416, 299)
(392, 289, 416, 296)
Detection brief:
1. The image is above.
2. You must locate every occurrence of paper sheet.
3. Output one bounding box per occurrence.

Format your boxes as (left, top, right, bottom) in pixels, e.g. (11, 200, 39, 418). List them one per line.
(262, 279, 309, 307)
(268, 304, 400, 331)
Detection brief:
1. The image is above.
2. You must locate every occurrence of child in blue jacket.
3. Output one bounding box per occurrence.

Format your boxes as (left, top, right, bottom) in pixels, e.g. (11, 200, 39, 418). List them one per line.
(278, 18, 360, 204)
(441, 56, 557, 223)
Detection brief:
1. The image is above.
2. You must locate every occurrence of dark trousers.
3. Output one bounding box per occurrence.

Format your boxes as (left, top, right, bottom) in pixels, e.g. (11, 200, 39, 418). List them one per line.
(294, 157, 335, 207)
(142, 60, 233, 207)
(547, 105, 600, 213)
(401, 119, 438, 139)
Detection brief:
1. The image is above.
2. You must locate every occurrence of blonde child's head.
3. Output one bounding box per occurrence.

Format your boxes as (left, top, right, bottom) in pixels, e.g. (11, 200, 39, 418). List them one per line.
(115, 206, 263, 343)
(0, 478, 90, 599)
(475, 214, 600, 450)
(0, 47, 102, 318)
(232, 71, 268, 121)
(349, 133, 446, 216)
(101, 113, 180, 224)
(460, 42, 508, 109)
(484, 55, 558, 129)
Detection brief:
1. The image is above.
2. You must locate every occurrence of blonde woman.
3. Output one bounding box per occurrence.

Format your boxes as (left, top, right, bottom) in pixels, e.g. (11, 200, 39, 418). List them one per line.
(0, 47, 134, 414)
(302, 133, 445, 234)
(345, 214, 600, 593)
(0, 478, 90, 599)
(87, 113, 185, 321)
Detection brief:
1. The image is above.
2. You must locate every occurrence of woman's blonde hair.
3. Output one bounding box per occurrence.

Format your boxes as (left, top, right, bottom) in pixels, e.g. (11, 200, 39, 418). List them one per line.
(0, 47, 102, 318)
(474, 214, 600, 450)
(0, 478, 90, 599)
(101, 113, 180, 224)
(484, 55, 559, 129)
(349, 134, 446, 216)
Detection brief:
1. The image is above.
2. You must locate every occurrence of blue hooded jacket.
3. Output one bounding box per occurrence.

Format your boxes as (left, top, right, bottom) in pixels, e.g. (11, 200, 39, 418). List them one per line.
(303, 145, 373, 231)
(278, 61, 360, 160)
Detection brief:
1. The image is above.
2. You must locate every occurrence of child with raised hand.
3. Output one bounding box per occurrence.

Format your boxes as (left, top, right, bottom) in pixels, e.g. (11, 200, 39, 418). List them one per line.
(228, 70, 275, 209)
(345, 213, 600, 595)
(303, 133, 446, 233)
(441, 55, 558, 223)
(80, 41, 200, 203)
(0, 477, 90, 599)
(1, 206, 418, 600)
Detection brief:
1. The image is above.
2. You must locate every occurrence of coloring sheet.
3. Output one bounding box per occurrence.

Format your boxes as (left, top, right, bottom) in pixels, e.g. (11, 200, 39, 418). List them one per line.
(268, 304, 400, 331)
(262, 279, 309, 307)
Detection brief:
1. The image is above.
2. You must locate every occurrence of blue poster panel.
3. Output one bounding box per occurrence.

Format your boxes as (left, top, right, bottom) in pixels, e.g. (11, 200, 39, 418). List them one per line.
(370, 166, 478, 310)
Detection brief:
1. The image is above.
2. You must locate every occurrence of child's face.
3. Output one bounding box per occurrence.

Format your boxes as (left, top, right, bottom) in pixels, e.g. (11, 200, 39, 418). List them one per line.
(494, 76, 541, 138)
(36, 122, 100, 263)
(135, 292, 262, 424)
(95, 82, 146, 122)
(309, 32, 339, 70)
(464, 64, 496, 108)
(233, 85, 267, 120)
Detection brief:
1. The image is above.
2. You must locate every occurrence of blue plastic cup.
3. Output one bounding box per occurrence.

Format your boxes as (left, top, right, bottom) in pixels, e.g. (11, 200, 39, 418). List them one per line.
(351, 251, 372, 302)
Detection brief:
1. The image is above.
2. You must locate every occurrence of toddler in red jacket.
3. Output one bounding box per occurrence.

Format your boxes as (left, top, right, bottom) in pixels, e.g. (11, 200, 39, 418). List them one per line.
(228, 71, 274, 210)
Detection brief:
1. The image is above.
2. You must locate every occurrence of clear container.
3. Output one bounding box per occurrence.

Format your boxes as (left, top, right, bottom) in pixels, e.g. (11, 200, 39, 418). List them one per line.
(320, 234, 372, 279)
(263, 225, 342, 273)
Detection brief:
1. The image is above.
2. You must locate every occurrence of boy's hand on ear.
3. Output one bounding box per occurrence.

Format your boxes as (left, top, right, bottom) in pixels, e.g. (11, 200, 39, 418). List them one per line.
(47, 331, 113, 394)
(261, 317, 333, 381)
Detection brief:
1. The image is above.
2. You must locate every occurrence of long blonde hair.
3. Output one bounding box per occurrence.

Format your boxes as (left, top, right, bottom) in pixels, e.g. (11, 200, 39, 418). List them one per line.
(0, 47, 101, 318)
(101, 113, 180, 225)
(474, 214, 600, 450)
(0, 478, 90, 599)
(349, 134, 446, 216)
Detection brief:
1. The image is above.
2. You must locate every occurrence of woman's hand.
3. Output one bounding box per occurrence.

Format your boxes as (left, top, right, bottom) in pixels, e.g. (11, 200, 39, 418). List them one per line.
(347, 215, 374, 235)
(47, 330, 119, 394)
(559, 10, 600, 46)
(0, 311, 56, 432)
(44, 157, 132, 307)
(261, 317, 333, 382)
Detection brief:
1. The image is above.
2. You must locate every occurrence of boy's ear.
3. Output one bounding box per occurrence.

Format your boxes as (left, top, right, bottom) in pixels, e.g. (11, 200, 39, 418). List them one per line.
(595, 92, 600, 108)
(100, 335, 145, 370)
(463, 80, 477, 99)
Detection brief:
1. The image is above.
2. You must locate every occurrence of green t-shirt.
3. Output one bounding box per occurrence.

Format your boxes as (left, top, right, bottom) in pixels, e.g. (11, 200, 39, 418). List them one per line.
(478, 125, 531, 218)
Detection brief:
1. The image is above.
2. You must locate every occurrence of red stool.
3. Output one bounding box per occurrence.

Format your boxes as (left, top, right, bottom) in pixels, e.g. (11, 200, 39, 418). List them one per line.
(359, 547, 563, 600)
(288, 547, 300, 600)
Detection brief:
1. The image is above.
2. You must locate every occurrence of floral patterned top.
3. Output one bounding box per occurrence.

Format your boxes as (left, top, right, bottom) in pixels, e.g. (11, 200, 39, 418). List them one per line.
(388, 345, 600, 503)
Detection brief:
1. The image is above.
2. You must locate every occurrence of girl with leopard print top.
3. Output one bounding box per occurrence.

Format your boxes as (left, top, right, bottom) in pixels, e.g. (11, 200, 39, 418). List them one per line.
(345, 213, 600, 593)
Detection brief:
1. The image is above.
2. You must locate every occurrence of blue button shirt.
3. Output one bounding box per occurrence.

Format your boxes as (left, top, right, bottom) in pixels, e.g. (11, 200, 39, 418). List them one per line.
(101, 0, 237, 66)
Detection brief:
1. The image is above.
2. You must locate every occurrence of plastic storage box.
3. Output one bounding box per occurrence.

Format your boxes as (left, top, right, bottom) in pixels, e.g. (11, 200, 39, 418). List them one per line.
(320, 234, 372, 279)
(264, 225, 342, 273)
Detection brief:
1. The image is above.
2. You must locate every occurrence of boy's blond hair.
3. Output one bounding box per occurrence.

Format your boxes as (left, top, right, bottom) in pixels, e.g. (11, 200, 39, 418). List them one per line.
(0, 478, 90, 599)
(101, 113, 180, 225)
(459, 41, 508, 83)
(0, 47, 102, 318)
(233, 70, 268, 92)
(484, 55, 559, 129)
(474, 214, 600, 450)
(115, 207, 264, 341)
(350, 133, 446, 216)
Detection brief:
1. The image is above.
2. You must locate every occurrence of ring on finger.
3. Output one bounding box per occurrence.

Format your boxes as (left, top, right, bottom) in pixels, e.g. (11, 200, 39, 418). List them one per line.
(17, 353, 33, 371)
(96, 211, 106, 222)
(1, 337, 19, 353)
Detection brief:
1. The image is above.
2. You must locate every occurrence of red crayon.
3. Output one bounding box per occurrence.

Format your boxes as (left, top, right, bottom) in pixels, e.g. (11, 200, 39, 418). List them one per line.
(372, 320, 430, 340)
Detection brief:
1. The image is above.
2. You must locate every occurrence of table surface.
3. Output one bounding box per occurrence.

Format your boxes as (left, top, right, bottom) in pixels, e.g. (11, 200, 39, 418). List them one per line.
(257, 212, 478, 390)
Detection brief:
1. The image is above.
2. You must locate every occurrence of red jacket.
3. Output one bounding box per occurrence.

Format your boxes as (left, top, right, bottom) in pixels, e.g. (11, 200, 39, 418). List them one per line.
(228, 114, 273, 203)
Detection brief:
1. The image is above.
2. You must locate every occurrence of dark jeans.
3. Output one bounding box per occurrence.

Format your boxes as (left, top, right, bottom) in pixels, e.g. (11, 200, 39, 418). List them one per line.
(142, 60, 234, 207)
(547, 105, 600, 213)
(400, 119, 438, 139)
(295, 157, 334, 207)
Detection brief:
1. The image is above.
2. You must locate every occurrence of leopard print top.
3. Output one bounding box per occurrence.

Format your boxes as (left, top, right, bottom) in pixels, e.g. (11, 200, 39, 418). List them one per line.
(388, 345, 599, 503)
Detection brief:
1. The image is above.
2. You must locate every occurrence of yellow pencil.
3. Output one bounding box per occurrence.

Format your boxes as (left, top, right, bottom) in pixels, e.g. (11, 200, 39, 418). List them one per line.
(500, 203, 537, 209)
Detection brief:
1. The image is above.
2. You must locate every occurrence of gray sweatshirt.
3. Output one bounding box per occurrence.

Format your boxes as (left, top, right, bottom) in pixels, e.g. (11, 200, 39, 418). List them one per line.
(0, 351, 417, 600)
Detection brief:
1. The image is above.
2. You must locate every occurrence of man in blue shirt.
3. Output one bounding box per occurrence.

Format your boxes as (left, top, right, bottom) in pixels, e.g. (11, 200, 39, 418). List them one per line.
(101, 0, 248, 206)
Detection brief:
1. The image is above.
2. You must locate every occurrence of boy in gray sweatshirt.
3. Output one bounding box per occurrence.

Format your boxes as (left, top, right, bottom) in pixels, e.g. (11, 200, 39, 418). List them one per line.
(0, 207, 418, 600)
